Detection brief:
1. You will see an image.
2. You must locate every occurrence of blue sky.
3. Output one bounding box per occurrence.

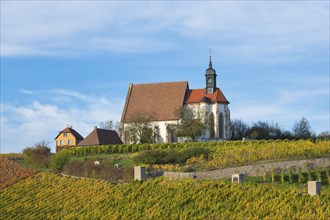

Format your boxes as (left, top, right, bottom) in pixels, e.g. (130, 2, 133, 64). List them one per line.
(1, 1, 329, 153)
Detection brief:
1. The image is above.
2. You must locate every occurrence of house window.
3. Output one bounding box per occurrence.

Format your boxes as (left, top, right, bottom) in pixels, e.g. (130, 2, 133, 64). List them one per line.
(63, 133, 68, 137)
(68, 139, 72, 145)
(59, 140, 64, 145)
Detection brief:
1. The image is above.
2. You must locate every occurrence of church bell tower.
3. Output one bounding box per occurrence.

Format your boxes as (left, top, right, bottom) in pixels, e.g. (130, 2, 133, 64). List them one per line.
(205, 52, 217, 94)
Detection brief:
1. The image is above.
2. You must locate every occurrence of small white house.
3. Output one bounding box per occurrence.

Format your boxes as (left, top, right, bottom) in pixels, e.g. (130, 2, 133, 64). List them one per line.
(121, 55, 230, 143)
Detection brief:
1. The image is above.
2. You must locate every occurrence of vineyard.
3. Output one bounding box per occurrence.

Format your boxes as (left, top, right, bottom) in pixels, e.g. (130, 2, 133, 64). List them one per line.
(0, 155, 37, 189)
(1, 140, 329, 219)
(207, 139, 330, 168)
(1, 172, 330, 219)
(62, 140, 330, 171)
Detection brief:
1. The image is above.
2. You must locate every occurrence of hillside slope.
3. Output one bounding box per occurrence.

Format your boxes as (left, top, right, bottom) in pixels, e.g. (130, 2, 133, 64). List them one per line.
(1, 172, 329, 219)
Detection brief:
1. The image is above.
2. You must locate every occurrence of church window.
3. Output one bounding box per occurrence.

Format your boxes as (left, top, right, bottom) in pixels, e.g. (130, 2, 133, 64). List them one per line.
(153, 126, 159, 143)
(167, 127, 175, 143)
(209, 113, 215, 138)
(125, 131, 130, 144)
(219, 113, 224, 138)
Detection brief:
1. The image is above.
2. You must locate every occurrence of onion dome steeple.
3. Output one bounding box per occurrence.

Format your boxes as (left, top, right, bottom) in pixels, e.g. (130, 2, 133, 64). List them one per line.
(205, 50, 217, 94)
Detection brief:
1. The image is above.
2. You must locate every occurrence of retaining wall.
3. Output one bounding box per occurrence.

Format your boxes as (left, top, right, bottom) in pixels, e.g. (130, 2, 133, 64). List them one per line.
(163, 157, 330, 180)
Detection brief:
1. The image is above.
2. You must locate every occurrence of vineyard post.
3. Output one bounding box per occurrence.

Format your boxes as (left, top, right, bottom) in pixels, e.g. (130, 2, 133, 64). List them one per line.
(232, 174, 244, 184)
(134, 166, 148, 181)
(307, 181, 321, 196)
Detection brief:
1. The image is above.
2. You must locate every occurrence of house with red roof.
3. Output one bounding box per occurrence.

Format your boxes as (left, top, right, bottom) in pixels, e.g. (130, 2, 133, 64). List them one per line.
(121, 55, 230, 143)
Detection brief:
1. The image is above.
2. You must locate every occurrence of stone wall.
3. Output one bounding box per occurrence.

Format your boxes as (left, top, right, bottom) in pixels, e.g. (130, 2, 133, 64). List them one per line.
(163, 158, 330, 180)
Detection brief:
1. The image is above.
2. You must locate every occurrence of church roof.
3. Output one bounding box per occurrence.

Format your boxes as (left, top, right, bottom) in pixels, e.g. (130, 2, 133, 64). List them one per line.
(121, 81, 188, 123)
(184, 88, 229, 104)
(54, 127, 84, 140)
(78, 127, 123, 146)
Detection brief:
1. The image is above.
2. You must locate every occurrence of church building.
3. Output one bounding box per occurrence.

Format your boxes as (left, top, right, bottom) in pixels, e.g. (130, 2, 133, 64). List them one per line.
(120, 55, 230, 144)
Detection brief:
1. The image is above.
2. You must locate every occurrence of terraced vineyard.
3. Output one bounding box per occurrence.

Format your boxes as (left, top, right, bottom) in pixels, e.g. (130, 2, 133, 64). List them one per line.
(207, 140, 330, 168)
(64, 140, 330, 171)
(1, 172, 330, 219)
(1, 140, 329, 219)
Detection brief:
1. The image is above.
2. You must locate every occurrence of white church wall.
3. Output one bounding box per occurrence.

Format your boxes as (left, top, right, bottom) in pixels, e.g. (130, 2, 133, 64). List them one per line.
(122, 103, 230, 144)
(153, 120, 178, 143)
(122, 120, 179, 144)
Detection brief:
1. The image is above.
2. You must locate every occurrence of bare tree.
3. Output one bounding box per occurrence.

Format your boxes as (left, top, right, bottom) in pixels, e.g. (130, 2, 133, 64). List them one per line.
(99, 120, 114, 130)
(317, 131, 330, 140)
(125, 114, 155, 144)
(23, 141, 51, 168)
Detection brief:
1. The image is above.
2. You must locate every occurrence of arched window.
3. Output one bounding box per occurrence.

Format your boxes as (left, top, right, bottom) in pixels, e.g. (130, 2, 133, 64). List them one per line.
(125, 130, 130, 144)
(153, 126, 159, 143)
(166, 127, 176, 143)
(219, 113, 224, 138)
(209, 113, 215, 138)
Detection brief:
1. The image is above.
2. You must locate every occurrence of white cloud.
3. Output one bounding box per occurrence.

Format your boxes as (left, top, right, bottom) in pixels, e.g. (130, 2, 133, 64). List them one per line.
(1, 1, 328, 61)
(0, 90, 123, 153)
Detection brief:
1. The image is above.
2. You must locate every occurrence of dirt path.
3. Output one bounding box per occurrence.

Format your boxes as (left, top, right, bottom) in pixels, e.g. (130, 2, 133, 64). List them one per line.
(163, 157, 330, 180)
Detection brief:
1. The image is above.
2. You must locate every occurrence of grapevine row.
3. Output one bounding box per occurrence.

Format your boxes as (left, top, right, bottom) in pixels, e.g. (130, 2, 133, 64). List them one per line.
(1, 172, 329, 219)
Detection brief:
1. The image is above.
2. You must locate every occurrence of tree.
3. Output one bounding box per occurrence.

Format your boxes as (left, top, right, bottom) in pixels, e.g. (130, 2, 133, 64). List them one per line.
(125, 114, 155, 144)
(22, 141, 51, 168)
(246, 121, 283, 140)
(317, 131, 330, 140)
(99, 120, 114, 130)
(230, 119, 249, 140)
(50, 151, 71, 172)
(281, 130, 294, 140)
(171, 106, 209, 141)
(99, 120, 120, 132)
(292, 117, 313, 139)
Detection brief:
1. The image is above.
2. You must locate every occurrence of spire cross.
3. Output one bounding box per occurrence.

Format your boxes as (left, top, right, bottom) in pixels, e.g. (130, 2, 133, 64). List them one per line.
(209, 48, 212, 68)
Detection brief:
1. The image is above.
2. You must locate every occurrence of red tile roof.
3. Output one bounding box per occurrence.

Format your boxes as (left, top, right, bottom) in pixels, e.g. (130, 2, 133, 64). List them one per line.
(78, 128, 123, 146)
(54, 127, 84, 140)
(121, 81, 188, 123)
(184, 88, 229, 104)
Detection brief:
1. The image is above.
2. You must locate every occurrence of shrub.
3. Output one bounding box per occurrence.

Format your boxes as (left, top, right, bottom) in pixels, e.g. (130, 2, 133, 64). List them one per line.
(50, 152, 71, 172)
(162, 149, 181, 164)
(180, 146, 210, 162)
(22, 142, 51, 168)
(123, 167, 134, 182)
(63, 159, 133, 183)
(133, 147, 210, 165)
(133, 150, 167, 165)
